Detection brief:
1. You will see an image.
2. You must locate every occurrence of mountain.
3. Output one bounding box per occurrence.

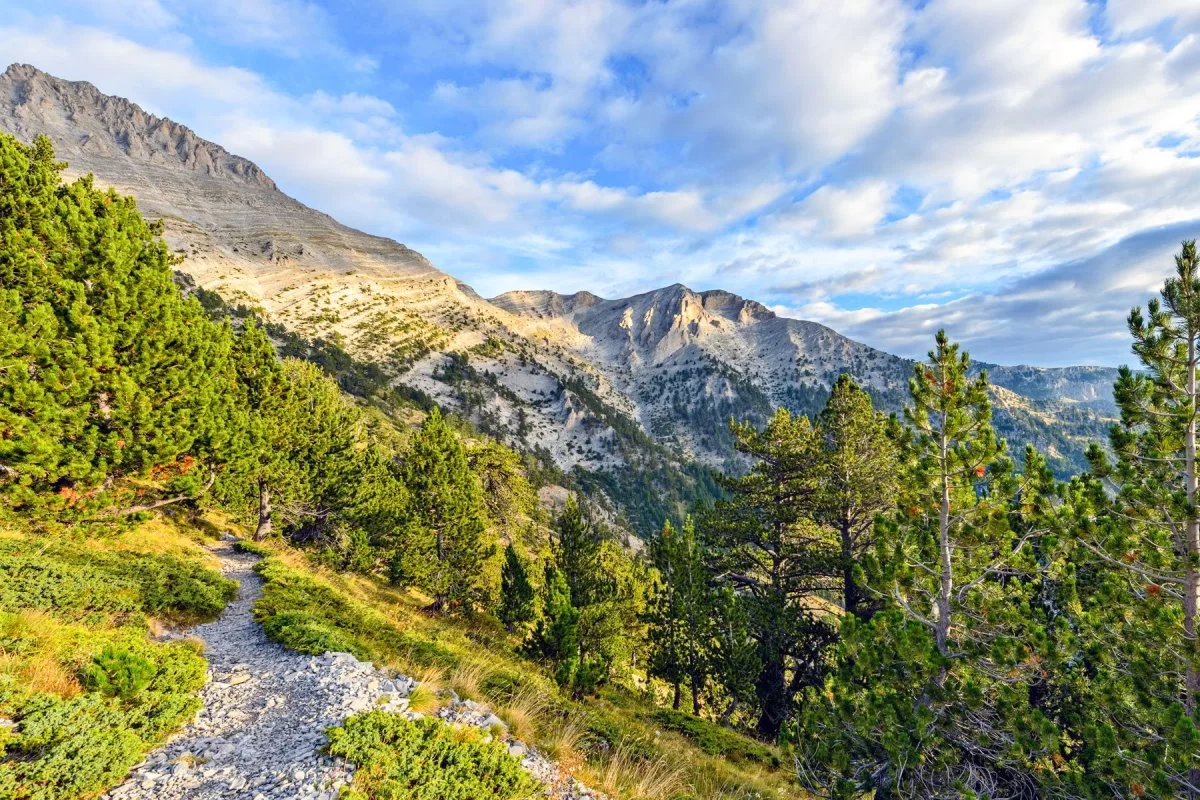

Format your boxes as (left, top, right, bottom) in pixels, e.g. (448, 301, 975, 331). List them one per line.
(0, 63, 1120, 531)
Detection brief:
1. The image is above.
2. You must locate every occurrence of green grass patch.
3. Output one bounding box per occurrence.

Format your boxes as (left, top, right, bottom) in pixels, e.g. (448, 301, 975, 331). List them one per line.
(326, 711, 541, 800)
(251, 556, 459, 669)
(0, 528, 228, 799)
(647, 709, 781, 768)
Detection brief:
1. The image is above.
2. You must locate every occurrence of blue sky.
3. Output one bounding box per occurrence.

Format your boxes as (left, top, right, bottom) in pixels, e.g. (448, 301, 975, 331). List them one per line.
(3, 0, 1200, 366)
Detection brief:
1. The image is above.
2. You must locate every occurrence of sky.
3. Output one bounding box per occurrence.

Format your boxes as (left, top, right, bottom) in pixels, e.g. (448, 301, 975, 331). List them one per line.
(3, 0, 1200, 367)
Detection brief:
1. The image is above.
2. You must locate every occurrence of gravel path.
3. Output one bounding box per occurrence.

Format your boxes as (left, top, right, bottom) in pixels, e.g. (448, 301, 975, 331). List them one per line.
(104, 539, 606, 800)
(104, 542, 412, 800)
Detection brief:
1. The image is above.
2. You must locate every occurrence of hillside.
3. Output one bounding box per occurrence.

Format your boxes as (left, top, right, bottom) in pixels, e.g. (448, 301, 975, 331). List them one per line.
(0, 63, 1119, 528)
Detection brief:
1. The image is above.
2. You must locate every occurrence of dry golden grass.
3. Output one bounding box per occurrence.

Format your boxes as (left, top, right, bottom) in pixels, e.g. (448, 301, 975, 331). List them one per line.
(493, 683, 551, 742)
(447, 659, 490, 701)
(592, 741, 686, 800)
(0, 611, 84, 699)
(406, 665, 444, 714)
(538, 711, 588, 766)
(0, 651, 82, 698)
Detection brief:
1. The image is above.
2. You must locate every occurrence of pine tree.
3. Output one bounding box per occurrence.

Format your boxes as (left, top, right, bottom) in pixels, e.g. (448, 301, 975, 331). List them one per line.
(647, 520, 688, 710)
(498, 543, 535, 633)
(1081, 240, 1200, 798)
(527, 562, 583, 690)
(392, 408, 492, 612)
(704, 408, 836, 739)
(554, 495, 604, 606)
(214, 319, 294, 540)
(0, 133, 234, 514)
(817, 374, 899, 619)
(647, 517, 710, 713)
(796, 331, 1055, 799)
(707, 585, 760, 726)
(894, 329, 1007, 658)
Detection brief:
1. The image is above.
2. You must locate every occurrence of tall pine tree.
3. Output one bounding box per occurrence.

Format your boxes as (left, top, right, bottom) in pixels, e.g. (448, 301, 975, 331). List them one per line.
(817, 375, 900, 619)
(498, 543, 536, 633)
(0, 133, 235, 515)
(705, 408, 835, 739)
(392, 408, 492, 612)
(1083, 240, 1200, 798)
(648, 517, 710, 713)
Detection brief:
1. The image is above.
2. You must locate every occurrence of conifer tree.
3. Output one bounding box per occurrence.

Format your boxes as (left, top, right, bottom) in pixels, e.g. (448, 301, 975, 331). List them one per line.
(817, 375, 899, 618)
(527, 562, 585, 690)
(648, 520, 688, 710)
(707, 585, 760, 725)
(1082, 240, 1200, 798)
(498, 543, 536, 633)
(0, 133, 233, 513)
(705, 408, 835, 739)
(797, 332, 1056, 799)
(647, 517, 710, 713)
(392, 408, 492, 612)
(214, 320, 295, 539)
(894, 329, 1007, 657)
(554, 495, 604, 606)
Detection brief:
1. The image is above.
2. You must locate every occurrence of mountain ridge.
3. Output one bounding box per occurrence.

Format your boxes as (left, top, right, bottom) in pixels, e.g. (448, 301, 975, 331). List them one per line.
(0, 63, 1121, 526)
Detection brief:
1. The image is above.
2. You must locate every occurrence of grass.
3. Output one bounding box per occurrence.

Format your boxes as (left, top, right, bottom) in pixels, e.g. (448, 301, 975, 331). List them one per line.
(0, 512, 232, 800)
(242, 537, 806, 800)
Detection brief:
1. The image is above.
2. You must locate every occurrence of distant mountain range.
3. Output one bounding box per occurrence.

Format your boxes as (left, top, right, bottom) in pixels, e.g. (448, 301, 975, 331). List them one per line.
(0, 63, 1121, 531)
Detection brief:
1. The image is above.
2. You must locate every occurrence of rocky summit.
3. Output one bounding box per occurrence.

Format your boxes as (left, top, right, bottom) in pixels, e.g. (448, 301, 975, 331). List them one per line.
(0, 64, 1119, 520)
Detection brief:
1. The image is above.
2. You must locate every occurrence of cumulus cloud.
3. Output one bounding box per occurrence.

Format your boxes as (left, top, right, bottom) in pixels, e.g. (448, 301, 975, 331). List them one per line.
(6, 1, 1200, 365)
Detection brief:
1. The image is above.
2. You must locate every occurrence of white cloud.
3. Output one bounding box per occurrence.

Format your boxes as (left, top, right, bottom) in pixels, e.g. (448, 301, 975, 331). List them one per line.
(6, 1, 1200, 365)
(779, 182, 894, 239)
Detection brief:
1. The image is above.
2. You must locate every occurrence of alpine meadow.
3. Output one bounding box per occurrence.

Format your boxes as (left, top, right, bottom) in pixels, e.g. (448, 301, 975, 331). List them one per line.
(2, 3, 1200, 800)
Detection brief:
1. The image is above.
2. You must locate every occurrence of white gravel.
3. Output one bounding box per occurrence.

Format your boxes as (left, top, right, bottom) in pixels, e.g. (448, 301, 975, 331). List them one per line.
(102, 540, 608, 800)
(103, 544, 410, 800)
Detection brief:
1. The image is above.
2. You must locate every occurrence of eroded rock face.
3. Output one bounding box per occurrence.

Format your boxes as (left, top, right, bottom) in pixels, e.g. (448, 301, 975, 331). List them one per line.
(0, 63, 1119, 484)
(1, 63, 276, 189)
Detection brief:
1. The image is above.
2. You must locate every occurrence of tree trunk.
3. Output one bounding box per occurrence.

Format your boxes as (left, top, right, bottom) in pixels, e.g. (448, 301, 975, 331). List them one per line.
(721, 697, 739, 727)
(434, 524, 447, 612)
(936, 422, 953, 658)
(841, 516, 859, 618)
(1186, 337, 1199, 798)
(254, 479, 272, 541)
(755, 638, 787, 740)
(672, 681, 682, 711)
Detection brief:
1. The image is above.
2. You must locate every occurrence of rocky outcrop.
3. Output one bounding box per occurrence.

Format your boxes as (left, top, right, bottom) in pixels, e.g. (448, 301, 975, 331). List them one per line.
(0, 63, 1117, 480)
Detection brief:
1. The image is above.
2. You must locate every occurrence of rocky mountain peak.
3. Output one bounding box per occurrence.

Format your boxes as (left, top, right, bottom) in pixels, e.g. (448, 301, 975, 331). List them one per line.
(0, 63, 276, 190)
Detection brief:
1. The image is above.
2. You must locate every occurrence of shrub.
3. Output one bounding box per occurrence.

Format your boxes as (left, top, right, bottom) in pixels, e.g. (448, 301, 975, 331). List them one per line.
(0, 542, 235, 624)
(83, 646, 156, 698)
(258, 610, 364, 658)
(0, 636, 206, 800)
(233, 539, 272, 557)
(326, 711, 541, 800)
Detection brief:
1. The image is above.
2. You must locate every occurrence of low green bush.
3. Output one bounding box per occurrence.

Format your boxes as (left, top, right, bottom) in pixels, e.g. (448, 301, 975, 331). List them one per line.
(647, 709, 780, 767)
(0, 542, 236, 623)
(232, 539, 272, 557)
(326, 711, 541, 800)
(0, 536, 227, 799)
(0, 634, 207, 800)
(83, 646, 157, 699)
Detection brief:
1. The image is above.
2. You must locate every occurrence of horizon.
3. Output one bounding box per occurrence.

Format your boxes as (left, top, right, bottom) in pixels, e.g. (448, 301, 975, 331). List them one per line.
(4, 2, 1200, 367)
